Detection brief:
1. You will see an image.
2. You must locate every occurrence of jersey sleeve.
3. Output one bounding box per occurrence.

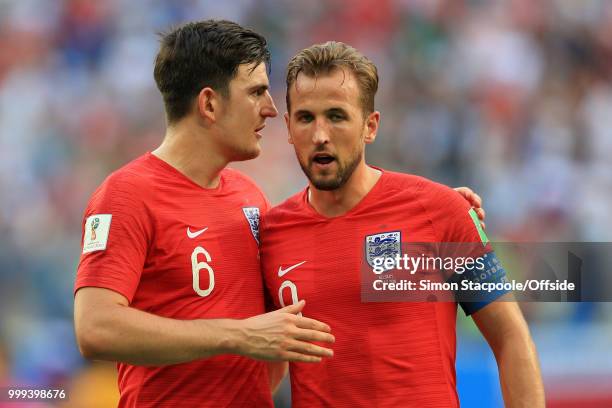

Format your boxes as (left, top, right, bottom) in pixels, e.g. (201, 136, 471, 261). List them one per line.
(75, 174, 151, 303)
(421, 181, 509, 315)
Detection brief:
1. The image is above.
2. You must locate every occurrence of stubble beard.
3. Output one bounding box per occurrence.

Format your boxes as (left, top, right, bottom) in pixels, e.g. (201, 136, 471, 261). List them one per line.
(300, 147, 363, 191)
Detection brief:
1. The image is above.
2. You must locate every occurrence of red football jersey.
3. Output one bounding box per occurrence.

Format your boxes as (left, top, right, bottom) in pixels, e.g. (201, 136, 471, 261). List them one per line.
(260, 169, 498, 408)
(75, 153, 272, 408)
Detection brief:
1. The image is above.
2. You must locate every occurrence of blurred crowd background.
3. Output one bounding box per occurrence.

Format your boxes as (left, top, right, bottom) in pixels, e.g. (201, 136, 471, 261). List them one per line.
(0, 0, 611, 406)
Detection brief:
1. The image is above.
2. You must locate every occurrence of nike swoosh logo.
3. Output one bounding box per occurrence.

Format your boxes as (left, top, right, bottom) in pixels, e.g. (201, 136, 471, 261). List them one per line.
(187, 227, 208, 239)
(278, 261, 306, 278)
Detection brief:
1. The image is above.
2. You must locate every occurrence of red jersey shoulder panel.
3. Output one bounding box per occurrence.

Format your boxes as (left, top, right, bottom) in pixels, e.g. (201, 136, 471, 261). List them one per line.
(76, 155, 155, 302)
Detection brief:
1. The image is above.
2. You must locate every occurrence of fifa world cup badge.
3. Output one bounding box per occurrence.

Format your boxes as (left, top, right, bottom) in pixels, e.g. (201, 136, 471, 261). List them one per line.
(90, 217, 100, 240)
(83, 214, 111, 254)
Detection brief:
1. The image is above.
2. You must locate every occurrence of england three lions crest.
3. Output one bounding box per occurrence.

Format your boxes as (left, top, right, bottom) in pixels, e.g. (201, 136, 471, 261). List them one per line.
(365, 231, 401, 271)
(242, 207, 260, 244)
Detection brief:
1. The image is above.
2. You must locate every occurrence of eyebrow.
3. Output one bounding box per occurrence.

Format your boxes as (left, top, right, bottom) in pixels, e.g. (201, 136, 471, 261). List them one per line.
(293, 107, 349, 117)
(326, 107, 348, 115)
(247, 84, 269, 93)
(294, 109, 312, 116)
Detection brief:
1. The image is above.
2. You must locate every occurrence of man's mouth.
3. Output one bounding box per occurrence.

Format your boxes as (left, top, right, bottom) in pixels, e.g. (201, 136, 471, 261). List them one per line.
(311, 153, 336, 166)
(255, 124, 265, 138)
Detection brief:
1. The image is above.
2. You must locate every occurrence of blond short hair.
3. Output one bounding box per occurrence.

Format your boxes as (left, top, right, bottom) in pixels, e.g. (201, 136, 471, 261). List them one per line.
(286, 41, 379, 115)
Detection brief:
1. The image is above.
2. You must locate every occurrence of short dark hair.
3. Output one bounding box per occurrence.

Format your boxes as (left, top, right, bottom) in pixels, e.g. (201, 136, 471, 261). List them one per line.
(154, 20, 270, 124)
(286, 41, 378, 116)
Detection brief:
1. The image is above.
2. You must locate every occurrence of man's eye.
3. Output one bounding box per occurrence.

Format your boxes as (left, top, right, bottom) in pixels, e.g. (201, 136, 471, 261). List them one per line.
(298, 115, 313, 123)
(253, 88, 266, 96)
(329, 114, 344, 122)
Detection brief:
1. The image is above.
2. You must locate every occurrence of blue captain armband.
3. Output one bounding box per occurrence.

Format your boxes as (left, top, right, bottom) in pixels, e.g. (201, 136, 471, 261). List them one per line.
(448, 251, 510, 315)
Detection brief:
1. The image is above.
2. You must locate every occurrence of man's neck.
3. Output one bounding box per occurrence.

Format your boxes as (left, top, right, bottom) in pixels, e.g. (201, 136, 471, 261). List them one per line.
(308, 163, 382, 218)
(152, 121, 227, 189)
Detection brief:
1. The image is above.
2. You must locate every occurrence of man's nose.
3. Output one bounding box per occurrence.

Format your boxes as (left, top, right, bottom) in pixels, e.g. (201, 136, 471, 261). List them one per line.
(312, 119, 330, 145)
(261, 92, 278, 118)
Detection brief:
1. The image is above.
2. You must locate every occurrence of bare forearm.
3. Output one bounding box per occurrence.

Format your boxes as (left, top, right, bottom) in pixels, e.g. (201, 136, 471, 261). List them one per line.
(472, 300, 545, 408)
(77, 305, 242, 366)
(494, 335, 545, 408)
(75, 289, 334, 366)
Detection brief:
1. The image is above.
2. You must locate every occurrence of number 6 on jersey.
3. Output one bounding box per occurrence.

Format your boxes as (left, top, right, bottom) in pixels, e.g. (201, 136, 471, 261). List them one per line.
(191, 246, 214, 297)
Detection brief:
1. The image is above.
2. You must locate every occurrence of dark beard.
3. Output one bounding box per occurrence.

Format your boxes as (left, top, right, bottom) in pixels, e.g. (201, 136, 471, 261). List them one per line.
(300, 148, 363, 191)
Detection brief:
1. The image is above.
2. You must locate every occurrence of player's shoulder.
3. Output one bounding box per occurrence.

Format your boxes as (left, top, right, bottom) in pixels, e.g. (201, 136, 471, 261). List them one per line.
(222, 167, 263, 192)
(97, 154, 150, 187)
(383, 170, 483, 244)
(382, 169, 427, 190)
(382, 170, 458, 200)
(89, 154, 153, 204)
(222, 167, 269, 209)
(380, 169, 469, 217)
(263, 189, 306, 227)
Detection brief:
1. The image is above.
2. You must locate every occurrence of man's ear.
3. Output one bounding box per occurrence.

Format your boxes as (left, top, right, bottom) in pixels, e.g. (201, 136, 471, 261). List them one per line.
(364, 111, 380, 144)
(284, 112, 294, 145)
(197, 87, 219, 122)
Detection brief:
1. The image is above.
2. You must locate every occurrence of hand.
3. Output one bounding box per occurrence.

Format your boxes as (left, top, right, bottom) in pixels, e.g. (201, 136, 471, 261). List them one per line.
(454, 186, 486, 230)
(239, 300, 334, 363)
